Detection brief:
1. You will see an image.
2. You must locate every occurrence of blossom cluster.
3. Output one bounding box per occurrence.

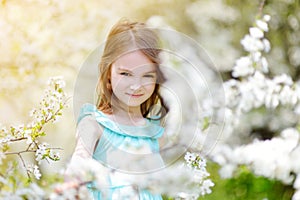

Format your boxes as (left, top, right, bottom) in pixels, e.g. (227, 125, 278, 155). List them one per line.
(210, 14, 300, 200)
(49, 157, 109, 200)
(0, 77, 67, 199)
(50, 153, 214, 200)
(225, 71, 300, 114)
(183, 152, 214, 197)
(232, 15, 270, 77)
(128, 162, 213, 199)
(227, 14, 299, 112)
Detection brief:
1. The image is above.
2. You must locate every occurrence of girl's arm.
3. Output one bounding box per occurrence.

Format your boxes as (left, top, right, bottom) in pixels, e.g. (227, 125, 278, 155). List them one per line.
(66, 115, 103, 175)
(71, 115, 103, 159)
(56, 116, 103, 193)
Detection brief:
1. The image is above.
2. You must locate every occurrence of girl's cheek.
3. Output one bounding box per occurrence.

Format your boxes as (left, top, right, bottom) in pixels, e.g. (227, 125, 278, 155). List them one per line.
(145, 83, 156, 91)
(141, 77, 156, 85)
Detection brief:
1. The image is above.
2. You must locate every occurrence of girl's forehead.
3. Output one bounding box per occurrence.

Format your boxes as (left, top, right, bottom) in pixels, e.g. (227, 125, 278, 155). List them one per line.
(112, 50, 156, 71)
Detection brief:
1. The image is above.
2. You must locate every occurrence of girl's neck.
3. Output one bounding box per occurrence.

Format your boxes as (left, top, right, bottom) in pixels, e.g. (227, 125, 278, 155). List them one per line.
(110, 105, 146, 126)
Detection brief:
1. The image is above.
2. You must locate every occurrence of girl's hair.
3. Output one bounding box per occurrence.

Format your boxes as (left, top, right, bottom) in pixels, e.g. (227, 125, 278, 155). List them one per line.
(96, 18, 168, 119)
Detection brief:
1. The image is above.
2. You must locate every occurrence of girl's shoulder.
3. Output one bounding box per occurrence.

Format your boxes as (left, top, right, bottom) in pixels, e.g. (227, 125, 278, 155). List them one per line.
(77, 103, 97, 124)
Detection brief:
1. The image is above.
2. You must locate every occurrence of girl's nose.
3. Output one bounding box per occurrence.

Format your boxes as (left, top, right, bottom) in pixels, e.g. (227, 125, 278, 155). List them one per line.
(129, 77, 143, 90)
(129, 83, 141, 91)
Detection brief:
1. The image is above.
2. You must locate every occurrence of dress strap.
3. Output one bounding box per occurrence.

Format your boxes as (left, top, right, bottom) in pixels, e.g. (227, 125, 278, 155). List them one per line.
(77, 103, 97, 124)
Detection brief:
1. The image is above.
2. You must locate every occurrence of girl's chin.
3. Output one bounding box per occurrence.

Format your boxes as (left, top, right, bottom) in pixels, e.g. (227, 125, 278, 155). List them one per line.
(124, 101, 147, 109)
(112, 97, 148, 109)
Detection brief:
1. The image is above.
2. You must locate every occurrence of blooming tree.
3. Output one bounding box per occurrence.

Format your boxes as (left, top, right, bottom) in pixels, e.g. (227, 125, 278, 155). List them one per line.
(0, 77, 67, 199)
(1, 0, 299, 199)
(210, 13, 300, 200)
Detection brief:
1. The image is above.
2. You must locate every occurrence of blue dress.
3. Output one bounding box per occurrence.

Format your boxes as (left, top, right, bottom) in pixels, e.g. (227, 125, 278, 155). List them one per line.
(77, 104, 164, 200)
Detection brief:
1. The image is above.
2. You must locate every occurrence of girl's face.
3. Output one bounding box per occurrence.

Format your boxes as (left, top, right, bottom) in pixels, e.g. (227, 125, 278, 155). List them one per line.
(110, 50, 157, 110)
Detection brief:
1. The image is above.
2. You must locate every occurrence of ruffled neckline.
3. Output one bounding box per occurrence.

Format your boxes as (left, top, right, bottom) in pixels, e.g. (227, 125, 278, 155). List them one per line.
(79, 103, 164, 139)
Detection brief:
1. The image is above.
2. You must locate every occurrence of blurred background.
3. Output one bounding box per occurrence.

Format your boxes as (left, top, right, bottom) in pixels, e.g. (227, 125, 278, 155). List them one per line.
(1, 0, 299, 199)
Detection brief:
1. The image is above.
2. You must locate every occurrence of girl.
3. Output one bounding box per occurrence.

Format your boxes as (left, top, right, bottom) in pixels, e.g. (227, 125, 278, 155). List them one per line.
(70, 19, 168, 199)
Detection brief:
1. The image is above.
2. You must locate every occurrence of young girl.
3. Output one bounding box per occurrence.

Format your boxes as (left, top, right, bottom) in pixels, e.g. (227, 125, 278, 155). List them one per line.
(70, 19, 168, 199)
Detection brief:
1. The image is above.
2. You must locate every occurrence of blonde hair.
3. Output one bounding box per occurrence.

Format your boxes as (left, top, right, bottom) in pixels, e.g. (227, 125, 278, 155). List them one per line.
(96, 19, 168, 118)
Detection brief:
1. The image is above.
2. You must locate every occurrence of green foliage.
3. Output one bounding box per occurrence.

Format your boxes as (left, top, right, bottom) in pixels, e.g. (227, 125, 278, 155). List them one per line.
(199, 163, 294, 200)
(201, 117, 210, 131)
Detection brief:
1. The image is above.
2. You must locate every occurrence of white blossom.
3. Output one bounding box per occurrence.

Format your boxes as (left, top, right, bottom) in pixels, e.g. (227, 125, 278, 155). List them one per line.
(256, 19, 269, 32)
(293, 190, 300, 200)
(200, 179, 214, 195)
(224, 79, 240, 108)
(49, 149, 60, 161)
(35, 143, 49, 164)
(185, 152, 197, 164)
(27, 164, 42, 180)
(249, 27, 264, 38)
(261, 57, 269, 73)
(33, 165, 42, 180)
(252, 51, 262, 62)
(218, 128, 299, 184)
(265, 92, 280, 108)
(263, 14, 271, 22)
(295, 104, 300, 115)
(232, 56, 254, 77)
(262, 39, 271, 52)
(294, 175, 300, 189)
(280, 85, 298, 105)
(241, 34, 264, 52)
(273, 73, 293, 85)
(24, 129, 33, 144)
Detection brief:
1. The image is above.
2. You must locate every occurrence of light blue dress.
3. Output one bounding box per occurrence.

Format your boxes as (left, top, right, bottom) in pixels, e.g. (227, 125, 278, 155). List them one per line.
(77, 103, 164, 200)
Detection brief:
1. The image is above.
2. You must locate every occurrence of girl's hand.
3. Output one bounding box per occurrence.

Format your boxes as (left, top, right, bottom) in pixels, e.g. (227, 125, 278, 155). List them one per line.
(54, 181, 79, 194)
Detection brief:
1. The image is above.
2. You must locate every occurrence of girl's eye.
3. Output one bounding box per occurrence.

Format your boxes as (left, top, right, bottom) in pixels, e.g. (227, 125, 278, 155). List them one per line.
(144, 74, 156, 78)
(120, 72, 131, 76)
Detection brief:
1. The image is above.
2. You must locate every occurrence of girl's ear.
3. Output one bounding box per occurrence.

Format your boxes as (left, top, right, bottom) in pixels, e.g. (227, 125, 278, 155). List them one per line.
(106, 79, 112, 90)
(106, 66, 113, 91)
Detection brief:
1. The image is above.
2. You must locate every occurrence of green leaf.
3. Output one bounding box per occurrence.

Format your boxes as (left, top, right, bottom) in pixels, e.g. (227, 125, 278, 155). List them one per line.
(202, 117, 210, 131)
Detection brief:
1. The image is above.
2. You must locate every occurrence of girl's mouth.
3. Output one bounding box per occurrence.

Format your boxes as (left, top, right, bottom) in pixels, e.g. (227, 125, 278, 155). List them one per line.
(126, 93, 144, 98)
